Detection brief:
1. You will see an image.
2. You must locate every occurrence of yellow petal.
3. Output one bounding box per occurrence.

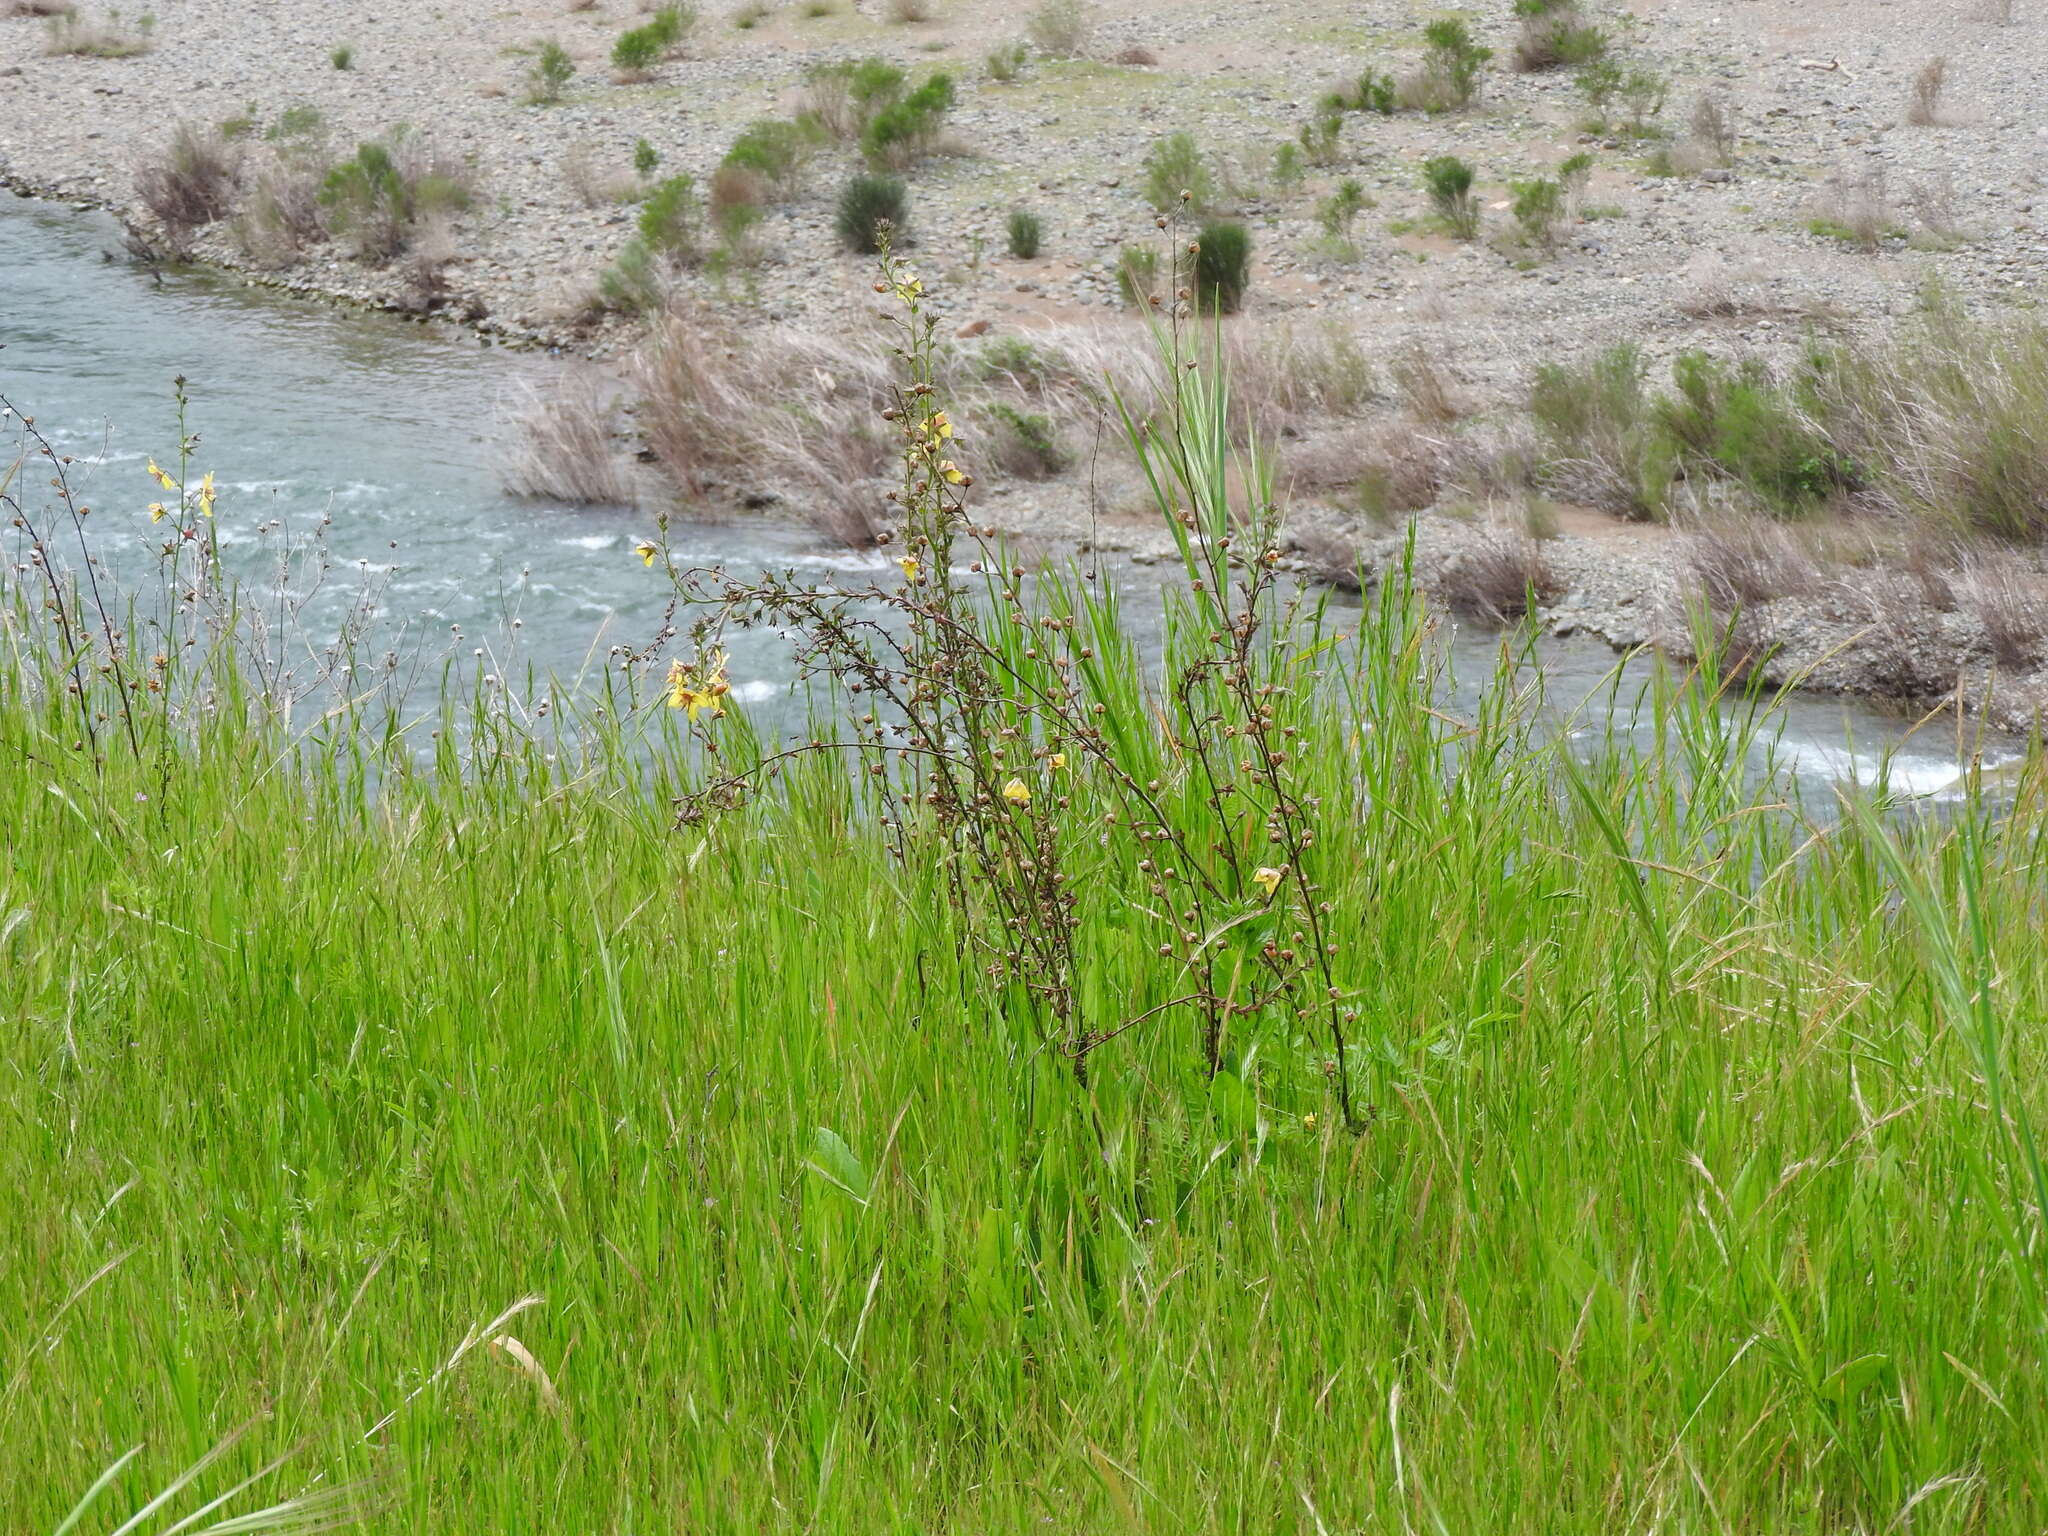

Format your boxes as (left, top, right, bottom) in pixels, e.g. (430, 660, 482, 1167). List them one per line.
(1048, 752, 1067, 770)
(897, 556, 921, 583)
(1001, 778, 1030, 806)
(635, 540, 659, 567)
(1252, 866, 1284, 897)
(148, 502, 167, 523)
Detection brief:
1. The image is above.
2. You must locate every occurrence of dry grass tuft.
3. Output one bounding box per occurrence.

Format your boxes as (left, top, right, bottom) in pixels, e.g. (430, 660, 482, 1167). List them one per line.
(42, 5, 149, 54)
(1907, 57, 1948, 127)
(1685, 521, 1815, 611)
(1965, 561, 2048, 671)
(133, 124, 242, 249)
(506, 375, 639, 506)
(1390, 342, 1462, 424)
(1438, 529, 1560, 623)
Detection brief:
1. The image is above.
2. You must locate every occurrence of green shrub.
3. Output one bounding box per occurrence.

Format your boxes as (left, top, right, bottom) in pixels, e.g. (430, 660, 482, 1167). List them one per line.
(611, 26, 661, 73)
(1512, 3, 1606, 72)
(1317, 178, 1369, 243)
(526, 39, 576, 104)
(1271, 140, 1307, 191)
(859, 73, 955, 169)
(1353, 67, 1396, 114)
(799, 57, 907, 138)
(1509, 175, 1564, 248)
(1298, 112, 1343, 168)
(1529, 342, 1664, 518)
(596, 235, 663, 312)
(329, 43, 353, 69)
(1116, 244, 1160, 307)
(1574, 55, 1622, 118)
(638, 173, 702, 262)
(1620, 67, 1668, 133)
(317, 135, 472, 262)
(645, 3, 695, 47)
(1141, 131, 1213, 213)
(1652, 352, 1849, 515)
(1398, 18, 1490, 111)
(835, 172, 907, 252)
(1006, 207, 1043, 259)
(633, 138, 660, 177)
(723, 119, 809, 192)
(1192, 219, 1251, 314)
(986, 40, 1029, 81)
(1421, 154, 1479, 239)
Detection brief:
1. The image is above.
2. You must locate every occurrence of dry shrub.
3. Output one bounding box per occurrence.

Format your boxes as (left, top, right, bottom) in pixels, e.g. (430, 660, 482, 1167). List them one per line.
(1685, 521, 1814, 610)
(1025, 0, 1090, 58)
(134, 123, 241, 247)
(567, 0, 598, 9)
(634, 300, 898, 541)
(1835, 573, 1964, 700)
(234, 157, 327, 267)
(1906, 173, 1962, 241)
(1438, 529, 1559, 623)
(1907, 57, 1947, 127)
(1223, 324, 1375, 440)
(43, 7, 149, 54)
(1964, 561, 2048, 670)
(399, 216, 459, 312)
(1812, 164, 1896, 250)
(1113, 45, 1157, 66)
(1391, 342, 1461, 424)
(1687, 91, 1736, 166)
(6, 0, 75, 14)
(885, 0, 935, 20)
(563, 141, 642, 207)
(507, 375, 638, 506)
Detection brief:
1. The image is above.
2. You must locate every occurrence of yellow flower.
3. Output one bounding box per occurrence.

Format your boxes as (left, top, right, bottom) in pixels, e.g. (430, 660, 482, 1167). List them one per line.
(893, 273, 924, 303)
(147, 502, 168, 523)
(634, 540, 659, 567)
(938, 460, 967, 486)
(665, 653, 732, 722)
(897, 555, 921, 583)
(1048, 751, 1067, 770)
(1252, 866, 1285, 897)
(924, 411, 953, 442)
(1001, 778, 1031, 807)
(196, 471, 216, 519)
(146, 458, 177, 492)
(1302, 1113, 1317, 1131)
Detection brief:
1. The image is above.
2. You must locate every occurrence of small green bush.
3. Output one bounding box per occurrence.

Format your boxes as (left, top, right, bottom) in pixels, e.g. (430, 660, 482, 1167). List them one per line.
(1141, 131, 1213, 213)
(612, 26, 661, 73)
(1422, 154, 1479, 239)
(633, 138, 660, 177)
(799, 58, 907, 139)
(1398, 18, 1490, 112)
(986, 40, 1029, 82)
(1271, 140, 1307, 191)
(596, 236, 663, 312)
(1025, 0, 1090, 58)
(1509, 175, 1564, 248)
(859, 73, 955, 169)
(835, 173, 908, 252)
(1619, 67, 1668, 133)
(1298, 113, 1343, 168)
(1353, 68, 1396, 114)
(526, 40, 576, 104)
(645, 3, 695, 47)
(1006, 207, 1043, 259)
(1574, 56, 1622, 118)
(1192, 219, 1251, 314)
(1116, 245, 1160, 308)
(1512, 3, 1606, 73)
(723, 119, 809, 191)
(329, 43, 353, 70)
(1317, 178, 1370, 243)
(317, 136, 472, 262)
(638, 173, 702, 262)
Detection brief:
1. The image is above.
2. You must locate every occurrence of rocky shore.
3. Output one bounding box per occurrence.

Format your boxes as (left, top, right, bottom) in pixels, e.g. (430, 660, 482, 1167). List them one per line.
(4, 0, 2046, 728)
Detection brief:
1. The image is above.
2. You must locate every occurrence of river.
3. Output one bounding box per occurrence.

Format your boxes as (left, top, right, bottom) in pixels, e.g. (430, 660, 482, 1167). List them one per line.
(0, 191, 2014, 797)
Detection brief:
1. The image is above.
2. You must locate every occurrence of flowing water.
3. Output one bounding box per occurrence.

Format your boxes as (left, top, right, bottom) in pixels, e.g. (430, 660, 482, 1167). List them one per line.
(0, 192, 2014, 796)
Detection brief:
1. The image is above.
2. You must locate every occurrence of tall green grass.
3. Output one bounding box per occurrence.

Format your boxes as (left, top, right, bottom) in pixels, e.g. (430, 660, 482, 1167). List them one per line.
(5, 320, 2048, 1530)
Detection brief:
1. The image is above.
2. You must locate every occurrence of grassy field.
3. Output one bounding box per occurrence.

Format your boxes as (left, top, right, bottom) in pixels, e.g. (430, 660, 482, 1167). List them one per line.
(6, 309, 2048, 1532)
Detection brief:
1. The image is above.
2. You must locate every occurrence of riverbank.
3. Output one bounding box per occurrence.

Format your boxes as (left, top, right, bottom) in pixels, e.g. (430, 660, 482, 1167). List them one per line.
(6, 0, 2048, 726)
